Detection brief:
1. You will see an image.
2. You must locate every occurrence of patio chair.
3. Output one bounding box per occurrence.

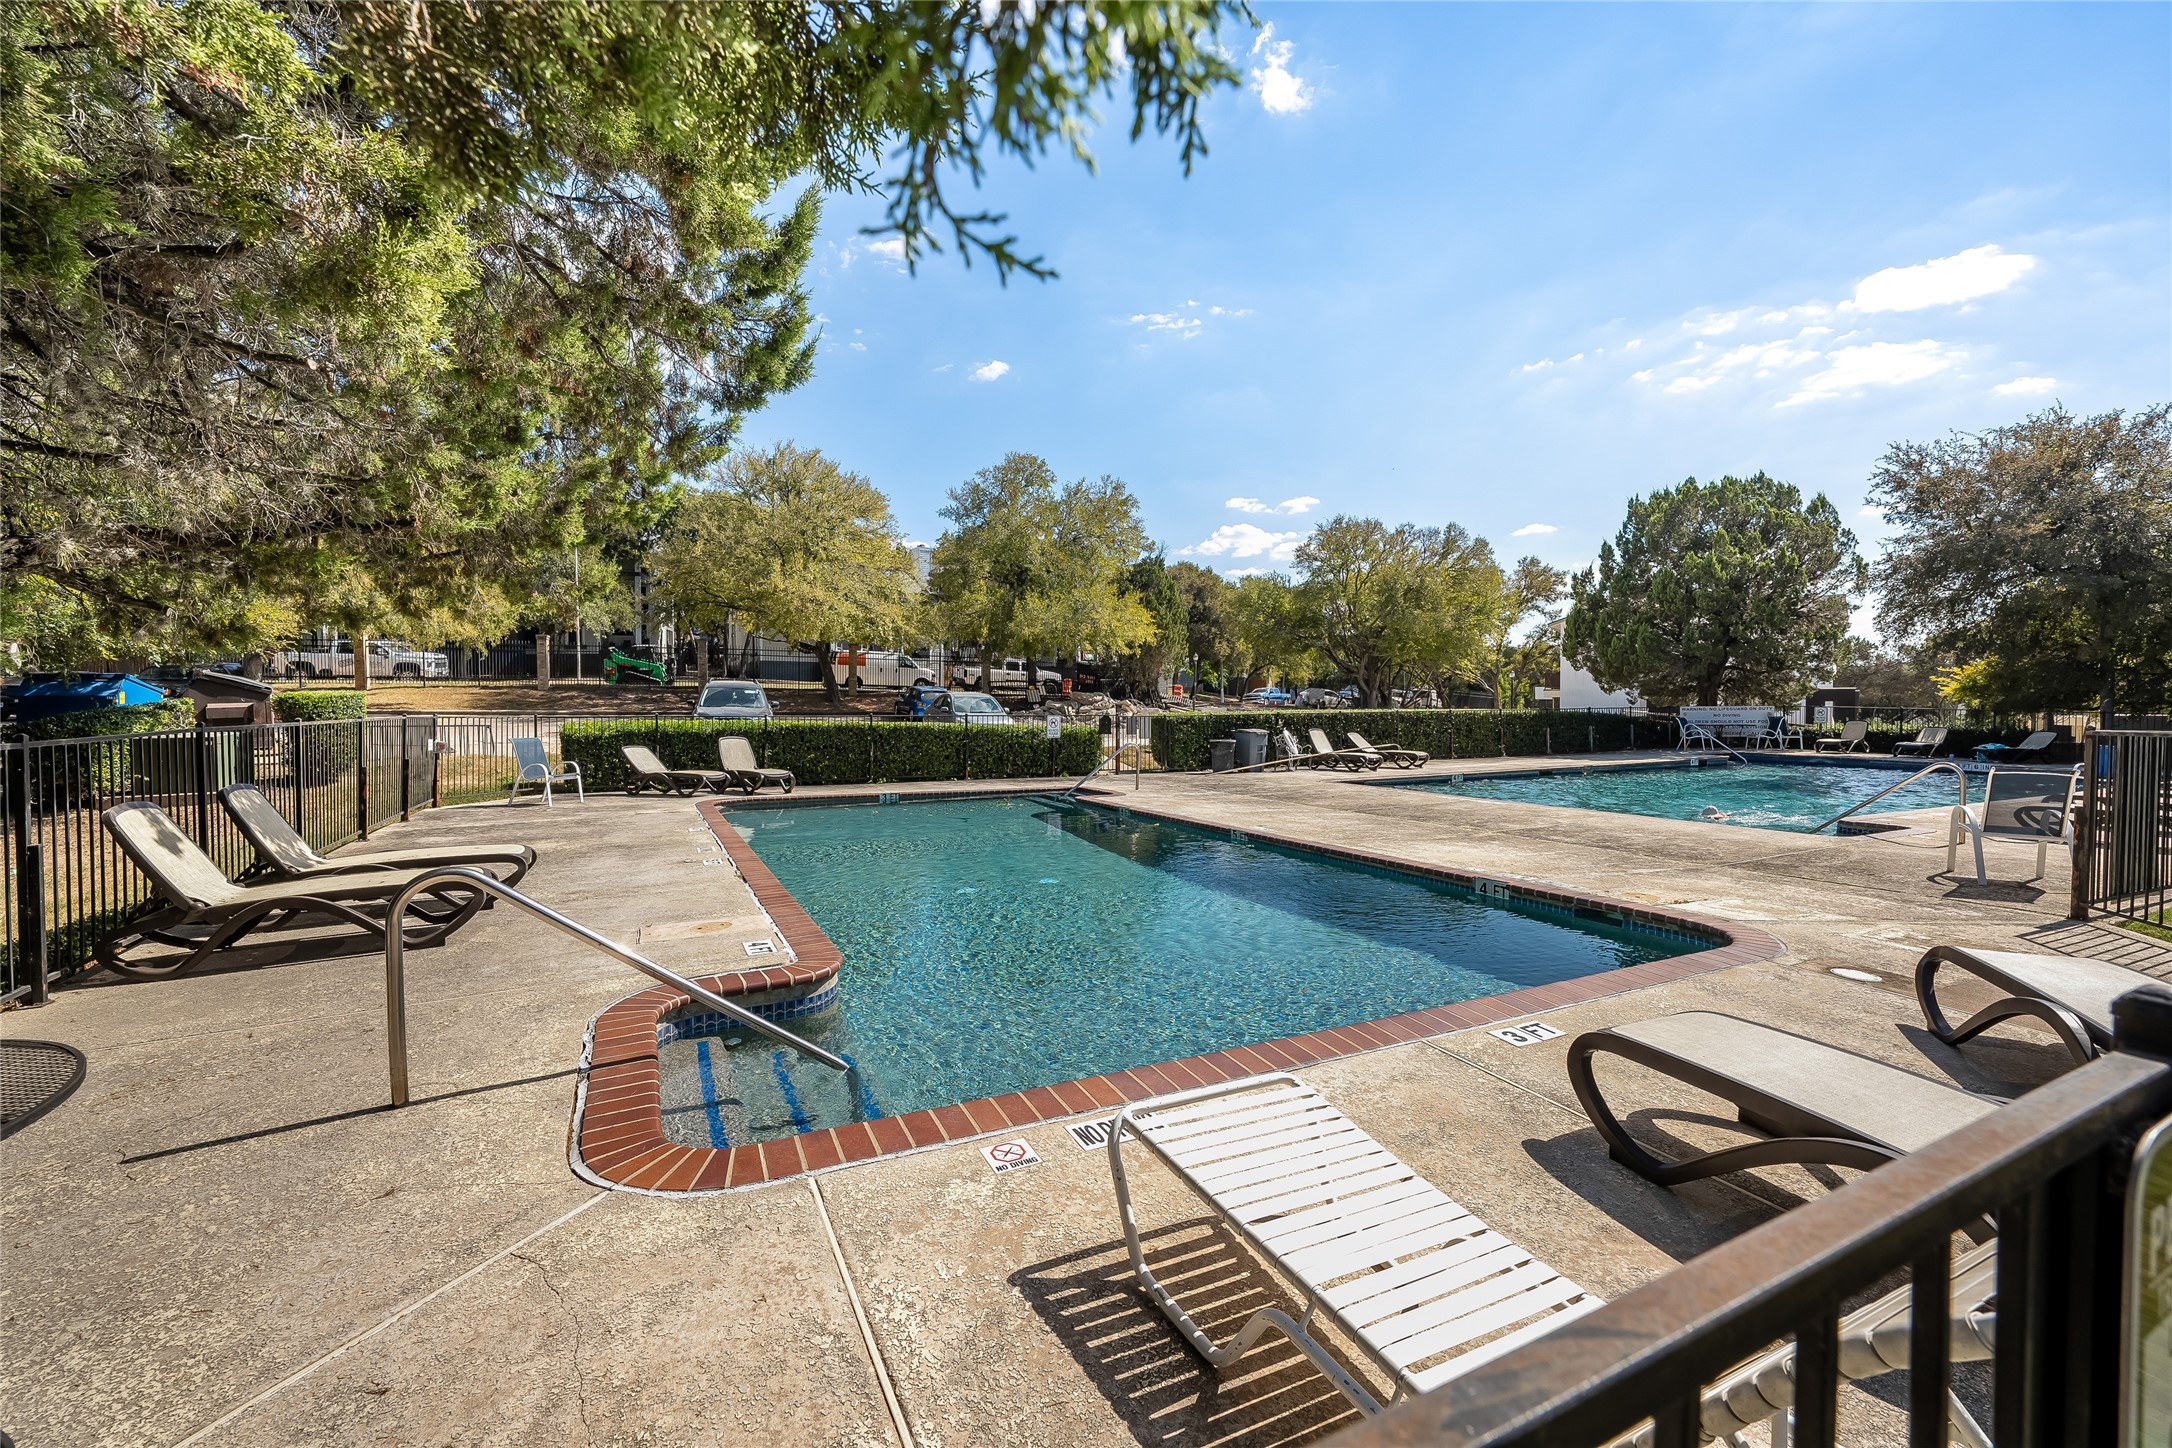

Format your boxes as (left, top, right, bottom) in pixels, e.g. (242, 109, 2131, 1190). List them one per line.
(1893, 724, 1950, 757)
(717, 734, 794, 794)
(1813, 720, 1870, 754)
(619, 744, 729, 797)
(1974, 729, 2058, 764)
(1110, 1073, 1601, 1415)
(1345, 730, 1428, 769)
(218, 784, 534, 888)
(509, 736, 583, 807)
(1945, 767, 2075, 884)
(1565, 1011, 2002, 1189)
(1916, 944, 2146, 1064)
(1276, 728, 1308, 770)
(96, 801, 487, 979)
(1307, 727, 1381, 771)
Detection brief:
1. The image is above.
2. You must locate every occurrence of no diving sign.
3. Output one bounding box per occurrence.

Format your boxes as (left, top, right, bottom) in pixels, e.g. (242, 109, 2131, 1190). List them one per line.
(981, 1138, 1042, 1174)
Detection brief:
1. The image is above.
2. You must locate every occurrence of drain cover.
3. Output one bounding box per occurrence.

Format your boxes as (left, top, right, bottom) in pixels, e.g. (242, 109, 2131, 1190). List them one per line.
(0, 1040, 87, 1139)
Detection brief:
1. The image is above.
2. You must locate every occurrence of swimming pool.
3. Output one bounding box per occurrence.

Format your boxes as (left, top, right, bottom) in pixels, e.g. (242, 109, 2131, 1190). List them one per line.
(1413, 760, 1980, 832)
(654, 796, 1697, 1148)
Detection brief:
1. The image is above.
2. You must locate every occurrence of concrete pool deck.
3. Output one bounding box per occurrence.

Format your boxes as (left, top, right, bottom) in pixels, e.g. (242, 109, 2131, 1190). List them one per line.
(3, 755, 2166, 1447)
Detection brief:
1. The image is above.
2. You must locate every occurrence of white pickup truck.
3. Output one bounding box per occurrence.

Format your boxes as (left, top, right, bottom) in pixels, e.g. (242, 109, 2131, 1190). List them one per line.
(950, 656, 1062, 690)
(275, 639, 449, 680)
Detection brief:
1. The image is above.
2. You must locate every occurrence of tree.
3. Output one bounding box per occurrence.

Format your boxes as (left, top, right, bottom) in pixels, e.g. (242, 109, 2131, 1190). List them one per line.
(1831, 637, 1948, 710)
(1112, 555, 1190, 698)
(1564, 474, 1864, 708)
(1226, 573, 1316, 688)
(1288, 517, 1500, 706)
(1, 2, 1248, 666)
(927, 454, 1154, 682)
(1168, 561, 1237, 690)
(1871, 404, 2172, 724)
(1477, 557, 1569, 708)
(648, 444, 920, 707)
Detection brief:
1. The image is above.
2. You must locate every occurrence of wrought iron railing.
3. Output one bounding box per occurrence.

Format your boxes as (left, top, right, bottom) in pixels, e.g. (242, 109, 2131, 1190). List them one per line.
(2073, 728, 2172, 930)
(1326, 987, 2172, 1448)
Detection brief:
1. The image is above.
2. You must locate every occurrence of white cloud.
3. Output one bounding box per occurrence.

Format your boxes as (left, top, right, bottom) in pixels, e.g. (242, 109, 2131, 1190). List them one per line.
(847, 341, 866, 352)
(1848, 244, 2036, 313)
(1225, 567, 1273, 579)
(864, 237, 907, 263)
(1179, 523, 1307, 562)
(1993, 375, 2059, 397)
(1511, 523, 1558, 537)
(1128, 301, 1253, 341)
(932, 363, 952, 373)
(1249, 22, 1314, 115)
(1226, 495, 1320, 516)
(1520, 358, 1554, 373)
(1781, 341, 1964, 406)
(1857, 504, 1886, 519)
(969, 360, 1010, 383)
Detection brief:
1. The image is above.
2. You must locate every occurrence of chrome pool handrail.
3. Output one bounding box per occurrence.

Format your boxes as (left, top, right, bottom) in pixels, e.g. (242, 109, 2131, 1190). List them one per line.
(1810, 760, 1970, 835)
(382, 866, 851, 1107)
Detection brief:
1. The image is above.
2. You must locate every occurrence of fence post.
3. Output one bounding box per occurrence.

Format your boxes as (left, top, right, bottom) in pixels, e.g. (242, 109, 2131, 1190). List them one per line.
(400, 717, 413, 823)
(22, 841, 48, 1005)
(355, 717, 370, 841)
(2069, 728, 2097, 920)
(193, 726, 213, 850)
(869, 717, 876, 785)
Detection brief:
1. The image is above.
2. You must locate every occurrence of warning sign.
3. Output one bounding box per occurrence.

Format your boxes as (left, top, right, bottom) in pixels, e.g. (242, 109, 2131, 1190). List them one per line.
(1066, 1111, 1156, 1151)
(981, 1138, 1042, 1174)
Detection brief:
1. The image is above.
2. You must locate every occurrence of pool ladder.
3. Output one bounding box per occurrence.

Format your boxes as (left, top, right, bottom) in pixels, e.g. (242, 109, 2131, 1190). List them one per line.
(1809, 761, 1970, 835)
(379, 867, 852, 1108)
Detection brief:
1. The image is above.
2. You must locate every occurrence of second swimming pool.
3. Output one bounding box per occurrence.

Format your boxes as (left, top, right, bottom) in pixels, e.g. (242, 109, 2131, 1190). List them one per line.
(1411, 760, 1980, 831)
(655, 796, 1703, 1147)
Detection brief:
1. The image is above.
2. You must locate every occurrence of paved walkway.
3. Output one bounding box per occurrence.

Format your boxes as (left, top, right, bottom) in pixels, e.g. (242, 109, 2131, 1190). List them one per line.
(3, 761, 2164, 1447)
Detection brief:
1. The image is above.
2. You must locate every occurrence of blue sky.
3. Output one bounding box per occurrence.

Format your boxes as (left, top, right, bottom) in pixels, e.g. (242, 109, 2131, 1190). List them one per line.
(737, 3, 2171, 631)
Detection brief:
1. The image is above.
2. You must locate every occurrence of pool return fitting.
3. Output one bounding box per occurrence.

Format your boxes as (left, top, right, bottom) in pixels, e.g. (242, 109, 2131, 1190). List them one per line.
(380, 866, 852, 1108)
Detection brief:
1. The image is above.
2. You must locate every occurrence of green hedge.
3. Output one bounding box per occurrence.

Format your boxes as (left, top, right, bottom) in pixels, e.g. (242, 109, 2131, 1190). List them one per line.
(1792, 721, 2066, 760)
(272, 689, 367, 721)
(560, 718, 1102, 788)
(5, 697, 197, 742)
(1149, 708, 1654, 772)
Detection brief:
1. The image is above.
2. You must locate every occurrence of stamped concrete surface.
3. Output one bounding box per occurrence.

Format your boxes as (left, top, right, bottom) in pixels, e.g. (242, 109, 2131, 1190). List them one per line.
(3, 758, 2167, 1448)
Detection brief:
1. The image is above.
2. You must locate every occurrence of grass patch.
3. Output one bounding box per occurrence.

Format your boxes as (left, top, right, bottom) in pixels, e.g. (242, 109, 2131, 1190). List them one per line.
(2121, 912, 2172, 945)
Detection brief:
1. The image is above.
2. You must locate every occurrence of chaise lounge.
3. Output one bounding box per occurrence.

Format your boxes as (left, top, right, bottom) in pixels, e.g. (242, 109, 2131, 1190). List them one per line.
(1892, 724, 1950, 757)
(1813, 721, 1870, 754)
(1916, 944, 2146, 1064)
(718, 734, 794, 794)
(218, 783, 535, 888)
(619, 743, 731, 797)
(1307, 727, 1382, 771)
(1345, 730, 1428, 769)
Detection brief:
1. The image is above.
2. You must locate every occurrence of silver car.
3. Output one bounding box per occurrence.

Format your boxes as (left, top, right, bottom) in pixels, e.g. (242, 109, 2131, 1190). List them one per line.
(925, 690, 1011, 724)
(693, 681, 775, 720)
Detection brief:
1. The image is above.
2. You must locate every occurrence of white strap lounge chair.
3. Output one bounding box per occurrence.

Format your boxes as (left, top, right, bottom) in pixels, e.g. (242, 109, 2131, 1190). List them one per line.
(619, 743, 730, 797)
(1945, 767, 2075, 884)
(1813, 721, 1870, 753)
(1893, 724, 1949, 757)
(1974, 729, 2058, 764)
(510, 736, 583, 806)
(218, 783, 534, 887)
(1307, 727, 1381, 771)
(1345, 731, 1428, 769)
(718, 734, 794, 794)
(1916, 944, 2148, 1064)
(1110, 1074, 1600, 1415)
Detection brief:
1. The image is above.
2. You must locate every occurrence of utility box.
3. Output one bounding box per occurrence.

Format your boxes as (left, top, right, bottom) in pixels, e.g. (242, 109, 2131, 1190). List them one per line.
(183, 669, 275, 726)
(1209, 738, 1236, 772)
(1234, 728, 1269, 770)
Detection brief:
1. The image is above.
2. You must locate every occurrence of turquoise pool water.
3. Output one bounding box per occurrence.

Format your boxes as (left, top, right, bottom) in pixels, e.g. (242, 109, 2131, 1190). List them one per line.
(654, 797, 1694, 1147)
(1415, 761, 1980, 832)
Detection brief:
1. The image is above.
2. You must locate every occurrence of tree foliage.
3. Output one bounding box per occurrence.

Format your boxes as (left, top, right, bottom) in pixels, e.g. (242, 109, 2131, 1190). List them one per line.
(1, 1, 1247, 666)
(1477, 557, 1568, 709)
(647, 443, 920, 705)
(1870, 404, 2172, 722)
(1167, 560, 1237, 686)
(1288, 517, 1500, 707)
(1113, 554, 1190, 697)
(1565, 474, 1864, 708)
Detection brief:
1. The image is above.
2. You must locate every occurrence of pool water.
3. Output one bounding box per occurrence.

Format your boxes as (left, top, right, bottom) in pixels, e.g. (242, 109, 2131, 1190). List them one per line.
(655, 797, 1693, 1147)
(1416, 761, 1979, 832)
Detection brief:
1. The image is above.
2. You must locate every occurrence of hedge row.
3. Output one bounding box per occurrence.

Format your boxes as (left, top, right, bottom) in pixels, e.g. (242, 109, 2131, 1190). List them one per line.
(1792, 721, 2065, 760)
(272, 689, 368, 722)
(1149, 709, 1655, 772)
(5, 698, 197, 742)
(560, 718, 1102, 788)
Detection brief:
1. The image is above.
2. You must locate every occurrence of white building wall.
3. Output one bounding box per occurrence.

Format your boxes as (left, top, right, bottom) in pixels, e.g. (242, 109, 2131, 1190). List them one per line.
(1557, 655, 1644, 712)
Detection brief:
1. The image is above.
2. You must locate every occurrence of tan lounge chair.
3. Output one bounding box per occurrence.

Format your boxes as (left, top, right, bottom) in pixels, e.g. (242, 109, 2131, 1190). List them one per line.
(620, 744, 730, 797)
(98, 801, 487, 979)
(219, 783, 534, 887)
(1345, 730, 1427, 769)
(1916, 944, 2146, 1064)
(1307, 727, 1381, 771)
(718, 734, 794, 794)
(1813, 720, 1870, 753)
(1892, 724, 1949, 757)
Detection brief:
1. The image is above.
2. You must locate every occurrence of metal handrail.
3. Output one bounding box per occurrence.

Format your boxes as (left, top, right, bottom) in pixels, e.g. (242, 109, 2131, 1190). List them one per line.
(1809, 760, 1970, 834)
(1064, 736, 1151, 797)
(382, 866, 851, 1106)
(1676, 722, 1753, 764)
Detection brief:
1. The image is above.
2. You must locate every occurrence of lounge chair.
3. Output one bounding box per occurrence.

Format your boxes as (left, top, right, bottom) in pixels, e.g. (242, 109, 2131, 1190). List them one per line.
(218, 784, 534, 887)
(97, 801, 487, 979)
(1893, 724, 1950, 757)
(1307, 727, 1381, 771)
(509, 736, 583, 806)
(1110, 1074, 1600, 1415)
(717, 734, 794, 794)
(1945, 767, 2075, 884)
(619, 744, 730, 797)
(1974, 729, 2058, 764)
(1346, 730, 1427, 769)
(1813, 720, 1870, 754)
(1565, 1011, 2002, 1188)
(1916, 944, 2146, 1064)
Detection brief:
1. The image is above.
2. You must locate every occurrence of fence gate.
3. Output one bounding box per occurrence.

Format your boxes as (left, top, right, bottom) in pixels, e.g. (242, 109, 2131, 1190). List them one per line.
(2074, 728, 2172, 927)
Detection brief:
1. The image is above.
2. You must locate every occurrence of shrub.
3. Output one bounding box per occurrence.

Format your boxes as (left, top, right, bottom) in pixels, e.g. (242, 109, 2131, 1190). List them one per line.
(6, 697, 197, 742)
(1792, 721, 2064, 760)
(560, 717, 1100, 788)
(1149, 708, 1652, 772)
(272, 689, 367, 722)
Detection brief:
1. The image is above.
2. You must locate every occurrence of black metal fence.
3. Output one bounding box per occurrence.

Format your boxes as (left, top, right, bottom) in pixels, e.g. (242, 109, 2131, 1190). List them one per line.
(2074, 728, 2172, 929)
(1328, 988, 2172, 1448)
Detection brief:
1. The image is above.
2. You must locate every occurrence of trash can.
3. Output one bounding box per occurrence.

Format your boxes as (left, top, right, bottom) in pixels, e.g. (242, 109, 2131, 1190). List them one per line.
(1209, 738, 1236, 772)
(1234, 728, 1268, 770)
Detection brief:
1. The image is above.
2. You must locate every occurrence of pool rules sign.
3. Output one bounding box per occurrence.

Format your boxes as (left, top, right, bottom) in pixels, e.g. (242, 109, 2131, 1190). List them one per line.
(2127, 1117, 2172, 1446)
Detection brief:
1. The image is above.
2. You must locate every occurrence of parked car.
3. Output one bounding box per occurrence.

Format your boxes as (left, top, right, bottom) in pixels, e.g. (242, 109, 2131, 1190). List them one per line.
(951, 657, 1062, 690)
(892, 680, 945, 720)
(829, 649, 938, 690)
(1294, 686, 1344, 708)
(1242, 687, 1293, 707)
(925, 690, 1012, 724)
(274, 639, 448, 680)
(692, 681, 775, 720)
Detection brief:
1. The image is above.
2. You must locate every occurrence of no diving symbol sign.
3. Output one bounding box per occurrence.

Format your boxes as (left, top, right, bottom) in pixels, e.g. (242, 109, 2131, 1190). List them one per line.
(981, 1138, 1042, 1174)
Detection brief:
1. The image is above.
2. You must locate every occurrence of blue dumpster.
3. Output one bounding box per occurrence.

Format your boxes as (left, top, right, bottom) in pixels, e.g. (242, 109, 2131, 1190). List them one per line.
(2, 673, 168, 725)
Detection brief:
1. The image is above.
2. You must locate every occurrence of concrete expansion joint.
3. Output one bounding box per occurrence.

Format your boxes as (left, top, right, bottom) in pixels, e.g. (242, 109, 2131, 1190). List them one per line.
(808, 1176, 916, 1448)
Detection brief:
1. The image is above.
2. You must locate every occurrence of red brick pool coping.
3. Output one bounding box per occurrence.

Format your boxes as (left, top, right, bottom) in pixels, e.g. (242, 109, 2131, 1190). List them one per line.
(568, 792, 1785, 1194)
